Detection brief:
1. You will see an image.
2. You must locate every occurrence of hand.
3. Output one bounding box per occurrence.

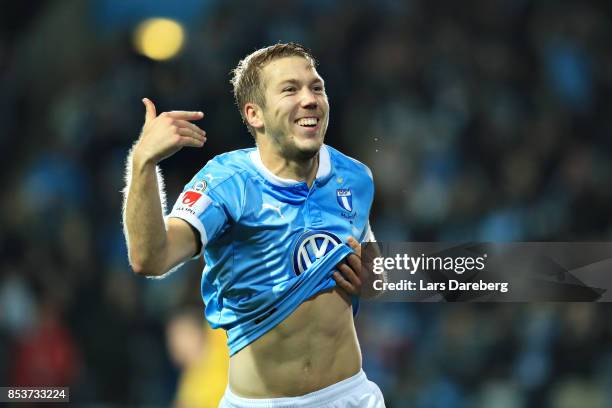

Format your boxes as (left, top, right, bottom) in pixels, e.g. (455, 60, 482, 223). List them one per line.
(333, 237, 362, 296)
(133, 98, 207, 165)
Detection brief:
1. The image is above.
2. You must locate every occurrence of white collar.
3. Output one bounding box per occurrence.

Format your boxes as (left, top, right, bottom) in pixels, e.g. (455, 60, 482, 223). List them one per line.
(249, 145, 331, 187)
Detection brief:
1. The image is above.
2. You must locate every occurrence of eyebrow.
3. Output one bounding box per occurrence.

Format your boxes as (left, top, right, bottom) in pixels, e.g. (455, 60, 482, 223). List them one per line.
(277, 78, 324, 88)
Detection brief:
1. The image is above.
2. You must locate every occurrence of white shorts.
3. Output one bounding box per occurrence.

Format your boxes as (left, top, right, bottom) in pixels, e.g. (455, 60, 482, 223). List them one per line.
(219, 370, 385, 408)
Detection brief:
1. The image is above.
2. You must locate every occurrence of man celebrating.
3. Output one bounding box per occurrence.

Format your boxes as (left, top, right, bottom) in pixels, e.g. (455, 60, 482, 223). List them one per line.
(123, 43, 384, 407)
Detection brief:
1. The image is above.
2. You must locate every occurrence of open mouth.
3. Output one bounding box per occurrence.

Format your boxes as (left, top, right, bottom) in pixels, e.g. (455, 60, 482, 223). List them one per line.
(295, 117, 319, 128)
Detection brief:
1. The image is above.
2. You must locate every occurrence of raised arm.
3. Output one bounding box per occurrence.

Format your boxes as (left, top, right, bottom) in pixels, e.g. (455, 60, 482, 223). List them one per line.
(122, 98, 207, 276)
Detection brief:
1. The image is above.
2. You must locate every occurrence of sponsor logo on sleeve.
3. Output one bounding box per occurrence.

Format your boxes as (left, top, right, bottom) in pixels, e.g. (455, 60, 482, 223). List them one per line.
(182, 191, 202, 207)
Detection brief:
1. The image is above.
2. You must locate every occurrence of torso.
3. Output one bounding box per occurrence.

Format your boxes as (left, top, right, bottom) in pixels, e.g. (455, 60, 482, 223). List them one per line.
(170, 147, 373, 397)
(228, 288, 361, 397)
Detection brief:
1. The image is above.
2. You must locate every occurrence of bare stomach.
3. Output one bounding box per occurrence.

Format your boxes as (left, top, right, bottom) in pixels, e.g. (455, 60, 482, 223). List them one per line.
(228, 288, 362, 398)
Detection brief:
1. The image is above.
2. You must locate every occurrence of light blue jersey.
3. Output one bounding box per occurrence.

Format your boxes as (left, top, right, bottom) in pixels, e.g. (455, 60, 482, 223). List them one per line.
(168, 145, 375, 355)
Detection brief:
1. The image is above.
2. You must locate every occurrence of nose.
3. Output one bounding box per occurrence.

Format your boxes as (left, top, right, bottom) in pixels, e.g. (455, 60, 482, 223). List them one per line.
(300, 88, 318, 109)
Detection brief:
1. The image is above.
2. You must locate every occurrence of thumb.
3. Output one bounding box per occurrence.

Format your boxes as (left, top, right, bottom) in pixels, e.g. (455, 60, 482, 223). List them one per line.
(142, 98, 157, 123)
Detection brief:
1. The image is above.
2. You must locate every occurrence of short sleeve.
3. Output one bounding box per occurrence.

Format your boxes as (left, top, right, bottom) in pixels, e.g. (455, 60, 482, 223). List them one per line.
(167, 159, 244, 256)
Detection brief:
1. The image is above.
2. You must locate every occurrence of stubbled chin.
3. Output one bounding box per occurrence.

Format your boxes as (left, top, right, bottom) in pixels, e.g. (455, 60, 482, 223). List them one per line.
(296, 132, 322, 147)
(292, 138, 322, 161)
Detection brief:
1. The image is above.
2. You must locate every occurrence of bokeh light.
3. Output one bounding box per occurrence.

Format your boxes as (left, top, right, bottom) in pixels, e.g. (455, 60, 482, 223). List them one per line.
(133, 18, 185, 61)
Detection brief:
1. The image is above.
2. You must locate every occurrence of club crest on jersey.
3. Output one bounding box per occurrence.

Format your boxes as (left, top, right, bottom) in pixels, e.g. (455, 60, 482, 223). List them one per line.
(292, 231, 342, 275)
(336, 189, 353, 212)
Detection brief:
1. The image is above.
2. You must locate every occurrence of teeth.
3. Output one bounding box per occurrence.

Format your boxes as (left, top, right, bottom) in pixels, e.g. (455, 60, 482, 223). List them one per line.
(296, 118, 318, 126)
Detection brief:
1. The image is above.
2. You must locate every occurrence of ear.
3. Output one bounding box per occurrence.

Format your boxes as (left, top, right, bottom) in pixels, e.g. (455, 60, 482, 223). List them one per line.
(245, 103, 264, 130)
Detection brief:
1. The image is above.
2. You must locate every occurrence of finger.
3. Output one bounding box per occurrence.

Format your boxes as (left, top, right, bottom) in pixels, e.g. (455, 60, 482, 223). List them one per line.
(142, 98, 157, 123)
(165, 110, 204, 121)
(174, 119, 207, 137)
(347, 236, 361, 256)
(177, 135, 206, 148)
(337, 263, 362, 288)
(177, 127, 206, 142)
(333, 271, 357, 294)
(345, 254, 362, 275)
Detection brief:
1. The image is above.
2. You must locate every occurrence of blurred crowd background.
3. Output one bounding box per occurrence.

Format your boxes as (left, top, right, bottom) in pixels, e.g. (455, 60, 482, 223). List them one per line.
(1, 0, 612, 407)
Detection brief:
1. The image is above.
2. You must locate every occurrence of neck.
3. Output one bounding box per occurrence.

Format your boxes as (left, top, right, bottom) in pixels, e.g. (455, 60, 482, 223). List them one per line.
(257, 137, 320, 187)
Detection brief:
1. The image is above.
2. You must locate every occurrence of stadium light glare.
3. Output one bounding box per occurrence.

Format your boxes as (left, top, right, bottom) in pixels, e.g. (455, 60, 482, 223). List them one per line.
(133, 18, 185, 61)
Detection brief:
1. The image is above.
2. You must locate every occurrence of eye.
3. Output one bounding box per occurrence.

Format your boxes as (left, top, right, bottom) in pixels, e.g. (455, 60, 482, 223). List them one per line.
(282, 86, 297, 93)
(313, 85, 324, 92)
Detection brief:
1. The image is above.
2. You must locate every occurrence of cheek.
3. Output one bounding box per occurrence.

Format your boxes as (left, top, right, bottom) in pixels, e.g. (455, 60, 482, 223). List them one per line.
(320, 98, 330, 117)
(271, 100, 294, 121)
(320, 96, 330, 111)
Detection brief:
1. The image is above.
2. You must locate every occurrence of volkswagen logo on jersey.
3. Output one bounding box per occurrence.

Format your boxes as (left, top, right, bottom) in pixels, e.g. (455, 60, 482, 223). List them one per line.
(292, 230, 342, 275)
(336, 189, 353, 212)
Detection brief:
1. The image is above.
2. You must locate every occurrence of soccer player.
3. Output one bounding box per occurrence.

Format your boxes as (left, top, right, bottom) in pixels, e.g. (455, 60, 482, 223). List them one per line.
(123, 43, 385, 407)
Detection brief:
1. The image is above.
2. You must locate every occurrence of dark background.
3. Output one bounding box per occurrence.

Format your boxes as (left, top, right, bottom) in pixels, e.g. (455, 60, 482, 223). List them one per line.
(1, 0, 612, 406)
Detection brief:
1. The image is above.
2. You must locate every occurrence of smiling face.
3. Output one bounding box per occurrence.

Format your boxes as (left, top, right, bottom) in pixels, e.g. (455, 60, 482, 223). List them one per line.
(251, 56, 329, 161)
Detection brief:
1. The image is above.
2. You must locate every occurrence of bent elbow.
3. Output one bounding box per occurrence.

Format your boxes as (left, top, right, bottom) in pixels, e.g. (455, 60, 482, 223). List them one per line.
(127, 243, 173, 277)
(130, 262, 148, 276)
(129, 255, 163, 277)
